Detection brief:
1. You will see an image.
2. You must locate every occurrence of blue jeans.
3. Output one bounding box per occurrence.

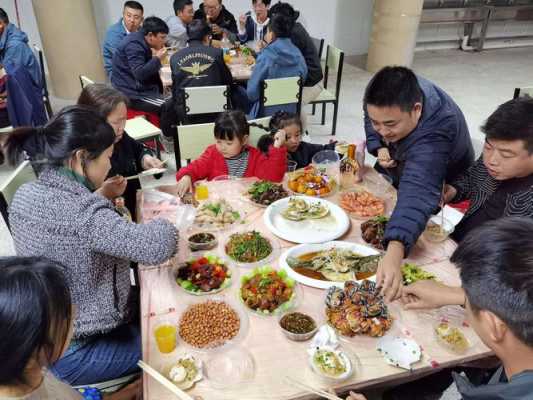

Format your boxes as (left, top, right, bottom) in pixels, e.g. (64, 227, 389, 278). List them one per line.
(50, 324, 141, 386)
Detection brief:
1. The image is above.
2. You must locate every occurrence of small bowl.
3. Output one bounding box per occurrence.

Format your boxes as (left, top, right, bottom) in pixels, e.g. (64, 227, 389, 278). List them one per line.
(188, 232, 218, 252)
(278, 310, 319, 341)
(434, 320, 471, 354)
(423, 216, 454, 243)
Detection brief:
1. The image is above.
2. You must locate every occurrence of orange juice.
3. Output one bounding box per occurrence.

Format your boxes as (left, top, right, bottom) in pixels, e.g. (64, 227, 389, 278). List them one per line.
(154, 324, 177, 353)
(195, 184, 209, 200)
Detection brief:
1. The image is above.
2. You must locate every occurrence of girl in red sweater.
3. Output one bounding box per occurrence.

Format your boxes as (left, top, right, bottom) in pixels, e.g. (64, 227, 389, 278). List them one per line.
(176, 110, 288, 196)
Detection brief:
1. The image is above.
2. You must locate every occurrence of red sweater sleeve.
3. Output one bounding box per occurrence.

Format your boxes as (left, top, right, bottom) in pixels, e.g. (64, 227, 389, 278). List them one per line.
(248, 146, 287, 182)
(175, 145, 216, 182)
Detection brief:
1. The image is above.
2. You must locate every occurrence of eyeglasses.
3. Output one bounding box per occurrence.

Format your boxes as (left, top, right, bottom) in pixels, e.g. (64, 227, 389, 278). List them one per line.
(204, 4, 221, 11)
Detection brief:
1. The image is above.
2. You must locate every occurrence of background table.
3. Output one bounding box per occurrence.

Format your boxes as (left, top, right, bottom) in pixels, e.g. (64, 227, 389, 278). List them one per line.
(138, 171, 491, 400)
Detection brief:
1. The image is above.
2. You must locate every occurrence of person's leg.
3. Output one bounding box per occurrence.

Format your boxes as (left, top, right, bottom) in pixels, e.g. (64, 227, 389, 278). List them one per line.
(50, 324, 141, 386)
(129, 97, 164, 116)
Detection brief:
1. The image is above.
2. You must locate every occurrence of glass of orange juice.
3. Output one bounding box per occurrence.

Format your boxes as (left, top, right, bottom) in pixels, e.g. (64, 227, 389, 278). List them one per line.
(154, 322, 177, 354)
(195, 182, 209, 201)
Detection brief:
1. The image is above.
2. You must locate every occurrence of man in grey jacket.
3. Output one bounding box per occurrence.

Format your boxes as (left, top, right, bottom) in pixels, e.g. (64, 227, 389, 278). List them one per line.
(166, 0, 195, 51)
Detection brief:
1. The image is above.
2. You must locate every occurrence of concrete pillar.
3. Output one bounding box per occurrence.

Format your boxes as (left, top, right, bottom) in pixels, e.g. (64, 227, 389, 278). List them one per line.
(31, 0, 106, 99)
(366, 0, 424, 73)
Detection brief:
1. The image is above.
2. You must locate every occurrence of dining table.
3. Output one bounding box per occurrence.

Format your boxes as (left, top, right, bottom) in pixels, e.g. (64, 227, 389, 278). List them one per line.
(137, 168, 492, 400)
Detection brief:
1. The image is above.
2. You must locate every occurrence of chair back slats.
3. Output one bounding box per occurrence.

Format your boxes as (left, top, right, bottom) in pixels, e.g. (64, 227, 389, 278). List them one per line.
(311, 37, 325, 60)
(262, 76, 302, 108)
(0, 161, 37, 230)
(79, 75, 95, 89)
(514, 87, 533, 99)
(184, 85, 229, 115)
(176, 122, 216, 163)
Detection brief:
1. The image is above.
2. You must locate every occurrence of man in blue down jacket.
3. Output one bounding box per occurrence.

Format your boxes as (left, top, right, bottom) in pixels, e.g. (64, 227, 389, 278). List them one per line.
(364, 66, 474, 301)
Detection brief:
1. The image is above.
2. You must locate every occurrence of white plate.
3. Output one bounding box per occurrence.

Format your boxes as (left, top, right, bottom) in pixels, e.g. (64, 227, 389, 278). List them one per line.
(263, 196, 350, 244)
(279, 242, 380, 289)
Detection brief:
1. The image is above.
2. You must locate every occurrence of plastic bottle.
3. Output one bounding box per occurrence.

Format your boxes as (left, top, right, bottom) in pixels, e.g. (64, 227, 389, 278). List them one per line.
(114, 197, 132, 222)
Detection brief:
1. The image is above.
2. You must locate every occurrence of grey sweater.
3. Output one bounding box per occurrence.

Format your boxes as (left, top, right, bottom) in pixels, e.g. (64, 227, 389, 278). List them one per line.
(9, 168, 177, 339)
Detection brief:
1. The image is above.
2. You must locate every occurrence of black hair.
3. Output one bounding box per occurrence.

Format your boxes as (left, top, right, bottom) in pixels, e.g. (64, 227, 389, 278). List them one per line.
(174, 0, 193, 15)
(481, 98, 533, 154)
(187, 19, 211, 42)
(268, 2, 299, 22)
(0, 257, 72, 385)
(124, 1, 144, 12)
(451, 217, 533, 347)
(214, 110, 269, 143)
(142, 16, 169, 36)
(364, 66, 423, 112)
(258, 111, 301, 153)
(4, 105, 115, 170)
(77, 83, 129, 120)
(253, 0, 272, 5)
(268, 10, 294, 38)
(0, 8, 9, 24)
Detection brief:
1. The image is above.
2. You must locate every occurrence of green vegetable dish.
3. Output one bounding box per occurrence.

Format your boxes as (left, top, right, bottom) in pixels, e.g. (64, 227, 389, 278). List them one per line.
(225, 231, 273, 264)
(402, 263, 436, 285)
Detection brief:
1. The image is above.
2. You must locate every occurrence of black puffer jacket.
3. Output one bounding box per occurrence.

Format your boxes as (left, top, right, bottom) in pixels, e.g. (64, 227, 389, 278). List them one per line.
(194, 4, 238, 41)
(291, 23, 323, 87)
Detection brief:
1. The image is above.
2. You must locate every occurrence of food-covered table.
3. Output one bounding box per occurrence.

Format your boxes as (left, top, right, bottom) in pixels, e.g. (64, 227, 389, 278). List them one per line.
(138, 169, 491, 400)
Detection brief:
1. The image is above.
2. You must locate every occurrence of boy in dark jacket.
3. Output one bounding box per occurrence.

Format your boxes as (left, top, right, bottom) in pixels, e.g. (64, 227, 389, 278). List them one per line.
(170, 19, 233, 124)
(350, 217, 533, 400)
(194, 0, 238, 41)
(365, 66, 474, 301)
(111, 17, 177, 137)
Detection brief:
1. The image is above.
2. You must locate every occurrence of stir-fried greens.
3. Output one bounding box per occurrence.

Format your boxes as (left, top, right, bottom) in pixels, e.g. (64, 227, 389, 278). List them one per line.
(225, 231, 273, 263)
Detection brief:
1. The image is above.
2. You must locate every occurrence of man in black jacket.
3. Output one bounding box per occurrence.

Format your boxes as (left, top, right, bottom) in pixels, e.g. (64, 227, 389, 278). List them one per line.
(194, 0, 238, 41)
(170, 19, 233, 123)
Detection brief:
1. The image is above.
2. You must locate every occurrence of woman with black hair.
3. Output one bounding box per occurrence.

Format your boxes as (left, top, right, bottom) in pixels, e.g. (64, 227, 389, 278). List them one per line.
(0, 257, 141, 400)
(4, 106, 178, 386)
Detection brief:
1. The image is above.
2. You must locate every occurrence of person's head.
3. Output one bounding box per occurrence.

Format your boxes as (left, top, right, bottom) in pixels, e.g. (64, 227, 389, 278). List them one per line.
(270, 111, 302, 152)
(77, 84, 129, 143)
(451, 217, 533, 361)
(203, 0, 223, 20)
(5, 106, 115, 189)
(0, 257, 72, 386)
(142, 16, 169, 50)
(187, 19, 211, 43)
(122, 1, 144, 33)
(364, 66, 423, 143)
(252, 0, 271, 23)
(268, 2, 299, 23)
(480, 98, 533, 181)
(214, 111, 251, 158)
(266, 9, 294, 41)
(174, 0, 194, 25)
(0, 8, 9, 36)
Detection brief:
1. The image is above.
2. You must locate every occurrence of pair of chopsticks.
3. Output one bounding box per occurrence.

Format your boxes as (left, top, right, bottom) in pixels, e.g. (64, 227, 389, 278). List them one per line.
(138, 360, 195, 400)
(284, 376, 342, 400)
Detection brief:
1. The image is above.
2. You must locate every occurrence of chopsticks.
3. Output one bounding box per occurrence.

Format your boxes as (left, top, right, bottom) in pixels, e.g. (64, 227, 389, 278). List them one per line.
(125, 168, 167, 181)
(284, 376, 342, 400)
(138, 360, 195, 400)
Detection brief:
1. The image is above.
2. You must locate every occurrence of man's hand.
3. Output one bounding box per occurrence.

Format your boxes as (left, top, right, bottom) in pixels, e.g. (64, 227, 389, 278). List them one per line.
(273, 129, 287, 148)
(142, 155, 165, 170)
(97, 175, 127, 200)
(442, 184, 458, 204)
(239, 14, 247, 29)
(153, 47, 168, 61)
(377, 147, 397, 169)
(211, 24, 223, 35)
(347, 392, 367, 400)
(376, 241, 404, 302)
(176, 175, 193, 197)
(402, 281, 465, 310)
(105, 379, 142, 400)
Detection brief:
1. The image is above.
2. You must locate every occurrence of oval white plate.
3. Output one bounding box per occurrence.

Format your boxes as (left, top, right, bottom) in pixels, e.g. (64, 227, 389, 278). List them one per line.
(263, 196, 350, 244)
(279, 241, 380, 289)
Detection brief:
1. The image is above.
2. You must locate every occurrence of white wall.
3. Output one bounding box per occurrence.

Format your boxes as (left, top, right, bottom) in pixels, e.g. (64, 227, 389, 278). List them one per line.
(334, 0, 373, 55)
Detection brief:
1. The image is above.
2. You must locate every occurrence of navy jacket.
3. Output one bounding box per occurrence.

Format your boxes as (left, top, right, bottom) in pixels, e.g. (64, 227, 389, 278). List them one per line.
(0, 23, 42, 88)
(247, 38, 307, 119)
(111, 31, 162, 100)
(5, 64, 47, 128)
(102, 18, 128, 78)
(364, 76, 474, 253)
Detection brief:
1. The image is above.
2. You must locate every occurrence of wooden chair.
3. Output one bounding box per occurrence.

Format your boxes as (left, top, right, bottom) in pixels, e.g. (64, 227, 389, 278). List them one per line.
(173, 85, 230, 166)
(0, 160, 37, 231)
(79, 75, 95, 89)
(260, 76, 303, 116)
(175, 122, 216, 171)
(309, 45, 345, 136)
(248, 117, 271, 147)
(513, 86, 533, 99)
(32, 45, 53, 119)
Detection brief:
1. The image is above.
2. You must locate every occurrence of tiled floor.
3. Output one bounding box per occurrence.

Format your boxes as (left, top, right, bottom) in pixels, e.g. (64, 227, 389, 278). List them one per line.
(2, 46, 533, 261)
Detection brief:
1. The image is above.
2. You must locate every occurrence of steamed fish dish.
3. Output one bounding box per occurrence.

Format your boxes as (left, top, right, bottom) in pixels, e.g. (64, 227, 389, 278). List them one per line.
(287, 248, 380, 282)
(281, 198, 329, 221)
